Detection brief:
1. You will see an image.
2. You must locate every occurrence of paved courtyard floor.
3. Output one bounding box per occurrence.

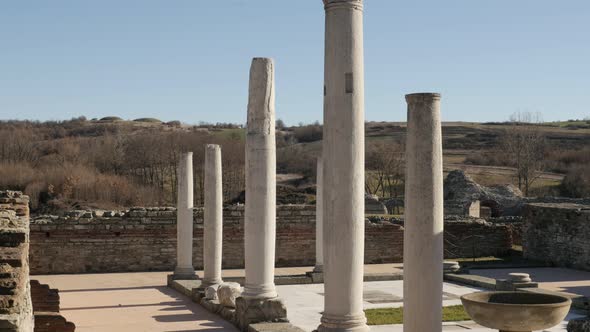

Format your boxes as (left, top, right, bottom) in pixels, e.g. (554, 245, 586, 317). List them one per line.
(277, 280, 584, 332)
(34, 266, 588, 332)
(35, 271, 238, 332)
(470, 267, 590, 297)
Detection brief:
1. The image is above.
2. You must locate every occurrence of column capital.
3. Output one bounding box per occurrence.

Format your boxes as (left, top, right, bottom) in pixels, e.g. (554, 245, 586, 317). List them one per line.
(323, 0, 363, 11)
(405, 92, 441, 103)
(206, 144, 221, 152)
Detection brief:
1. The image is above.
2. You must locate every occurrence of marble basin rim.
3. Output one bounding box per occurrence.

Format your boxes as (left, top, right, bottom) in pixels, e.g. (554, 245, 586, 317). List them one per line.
(460, 291, 572, 332)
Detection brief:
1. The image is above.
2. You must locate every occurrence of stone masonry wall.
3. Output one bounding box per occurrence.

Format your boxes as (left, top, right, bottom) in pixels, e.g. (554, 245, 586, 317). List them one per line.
(30, 280, 75, 332)
(0, 191, 34, 332)
(29, 205, 512, 275)
(523, 202, 590, 270)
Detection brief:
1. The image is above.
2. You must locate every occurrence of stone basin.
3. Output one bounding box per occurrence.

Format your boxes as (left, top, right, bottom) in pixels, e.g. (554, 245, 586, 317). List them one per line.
(460, 291, 571, 332)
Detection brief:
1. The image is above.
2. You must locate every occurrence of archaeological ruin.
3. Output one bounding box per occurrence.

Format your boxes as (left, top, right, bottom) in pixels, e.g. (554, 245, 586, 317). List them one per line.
(2, 1, 590, 332)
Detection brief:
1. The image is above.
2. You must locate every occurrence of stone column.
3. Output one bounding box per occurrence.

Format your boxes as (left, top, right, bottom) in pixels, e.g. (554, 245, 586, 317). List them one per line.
(403, 93, 444, 332)
(242, 57, 278, 300)
(314, 157, 324, 273)
(319, 1, 368, 331)
(236, 57, 287, 329)
(203, 144, 223, 288)
(173, 152, 197, 280)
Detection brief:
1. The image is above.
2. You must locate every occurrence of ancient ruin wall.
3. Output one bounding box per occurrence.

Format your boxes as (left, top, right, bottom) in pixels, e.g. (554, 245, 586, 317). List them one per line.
(30, 206, 512, 274)
(523, 202, 590, 269)
(0, 191, 34, 332)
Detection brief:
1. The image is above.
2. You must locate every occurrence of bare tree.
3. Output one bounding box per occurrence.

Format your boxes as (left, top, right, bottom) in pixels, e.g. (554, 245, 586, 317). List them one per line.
(365, 140, 405, 199)
(502, 112, 546, 196)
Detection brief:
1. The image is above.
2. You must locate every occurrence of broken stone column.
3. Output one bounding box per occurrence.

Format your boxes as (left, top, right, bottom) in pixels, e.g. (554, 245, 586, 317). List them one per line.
(237, 57, 287, 328)
(202, 144, 223, 288)
(403, 93, 444, 332)
(318, 0, 369, 331)
(173, 152, 197, 280)
(314, 157, 324, 274)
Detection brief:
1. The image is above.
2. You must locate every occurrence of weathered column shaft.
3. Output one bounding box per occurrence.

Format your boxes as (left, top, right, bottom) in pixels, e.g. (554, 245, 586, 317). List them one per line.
(203, 144, 223, 287)
(314, 157, 324, 272)
(403, 93, 444, 332)
(319, 0, 368, 331)
(175, 152, 196, 278)
(243, 57, 277, 299)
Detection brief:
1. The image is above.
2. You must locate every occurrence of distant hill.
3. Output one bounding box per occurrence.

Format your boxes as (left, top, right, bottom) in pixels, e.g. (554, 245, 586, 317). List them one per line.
(0, 117, 588, 210)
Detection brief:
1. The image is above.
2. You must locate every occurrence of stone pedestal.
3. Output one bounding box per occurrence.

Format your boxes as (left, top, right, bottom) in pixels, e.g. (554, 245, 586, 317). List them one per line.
(318, 1, 368, 331)
(173, 152, 197, 280)
(497, 273, 538, 291)
(238, 57, 287, 328)
(403, 93, 444, 332)
(444, 261, 460, 274)
(202, 144, 224, 288)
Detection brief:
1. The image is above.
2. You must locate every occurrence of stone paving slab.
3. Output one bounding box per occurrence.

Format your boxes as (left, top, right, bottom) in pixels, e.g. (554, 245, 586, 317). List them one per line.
(35, 271, 238, 331)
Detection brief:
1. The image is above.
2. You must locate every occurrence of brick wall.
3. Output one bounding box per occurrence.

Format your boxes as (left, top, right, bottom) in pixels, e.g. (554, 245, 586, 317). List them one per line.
(523, 202, 590, 270)
(30, 205, 512, 275)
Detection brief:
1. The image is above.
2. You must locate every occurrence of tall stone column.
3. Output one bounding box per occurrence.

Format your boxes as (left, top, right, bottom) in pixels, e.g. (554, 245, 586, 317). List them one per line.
(236, 57, 287, 329)
(319, 1, 368, 331)
(314, 157, 324, 273)
(174, 152, 197, 280)
(203, 144, 223, 288)
(242, 57, 278, 300)
(403, 93, 444, 332)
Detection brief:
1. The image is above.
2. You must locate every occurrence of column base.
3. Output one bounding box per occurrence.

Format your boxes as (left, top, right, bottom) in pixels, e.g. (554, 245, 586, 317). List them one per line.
(317, 313, 369, 332)
(306, 271, 324, 283)
(235, 296, 288, 330)
(171, 267, 198, 280)
(242, 283, 277, 299)
(199, 278, 224, 290)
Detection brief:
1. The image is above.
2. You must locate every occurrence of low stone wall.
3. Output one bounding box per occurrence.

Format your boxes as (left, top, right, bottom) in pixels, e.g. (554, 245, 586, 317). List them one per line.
(29, 206, 512, 275)
(0, 191, 34, 332)
(444, 217, 513, 258)
(523, 202, 590, 269)
(30, 280, 75, 332)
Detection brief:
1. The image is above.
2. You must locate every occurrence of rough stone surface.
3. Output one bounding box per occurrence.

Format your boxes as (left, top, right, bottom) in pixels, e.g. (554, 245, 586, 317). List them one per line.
(28, 206, 512, 274)
(444, 170, 524, 217)
(205, 285, 220, 301)
(523, 202, 590, 270)
(30, 280, 75, 332)
(235, 297, 288, 331)
(0, 191, 34, 332)
(218, 282, 242, 308)
(568, 318, 590, 332)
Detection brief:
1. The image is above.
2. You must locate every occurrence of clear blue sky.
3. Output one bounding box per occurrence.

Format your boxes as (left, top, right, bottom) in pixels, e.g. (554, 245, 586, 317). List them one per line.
(1, 1, 589, 125)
